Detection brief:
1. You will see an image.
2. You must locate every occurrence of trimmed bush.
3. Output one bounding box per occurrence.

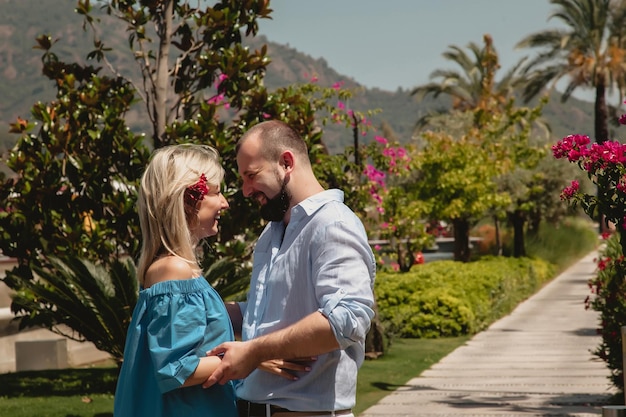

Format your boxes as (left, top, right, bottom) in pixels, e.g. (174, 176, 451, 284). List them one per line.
(376, 256, 555, 338)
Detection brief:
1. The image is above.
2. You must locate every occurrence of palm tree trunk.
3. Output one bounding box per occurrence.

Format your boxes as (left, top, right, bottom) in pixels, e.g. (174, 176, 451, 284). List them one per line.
(594, 82, 608, 144)
(595, 82, 609, 233)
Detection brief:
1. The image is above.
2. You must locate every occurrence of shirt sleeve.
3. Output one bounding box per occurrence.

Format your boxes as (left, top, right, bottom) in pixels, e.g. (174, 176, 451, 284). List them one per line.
(145, 292, 206, 393)
(313, 217, 376, 349)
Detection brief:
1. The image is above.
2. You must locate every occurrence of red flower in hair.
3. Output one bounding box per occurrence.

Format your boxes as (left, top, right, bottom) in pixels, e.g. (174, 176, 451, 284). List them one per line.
(186, 173, 208, 204)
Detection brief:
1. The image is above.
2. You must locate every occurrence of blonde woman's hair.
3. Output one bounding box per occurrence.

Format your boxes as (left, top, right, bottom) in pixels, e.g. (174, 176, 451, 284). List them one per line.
(136, 144, 225, 286)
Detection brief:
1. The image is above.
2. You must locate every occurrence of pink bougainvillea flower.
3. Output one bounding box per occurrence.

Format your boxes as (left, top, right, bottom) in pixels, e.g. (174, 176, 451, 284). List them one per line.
(363, 164, 386, 187)
(618, 176, 626, 193)
(216, 73, 228, 88)
(560, 180, 579, 200)
(552, 134, 591, 160)
(374, 135, 388, 145)
(207, 93, 225, 105)
(382, 148, 395, 158)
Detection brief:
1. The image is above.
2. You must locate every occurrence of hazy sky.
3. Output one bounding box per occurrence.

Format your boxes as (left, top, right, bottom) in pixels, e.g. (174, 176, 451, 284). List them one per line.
(258, 0, 572, 94)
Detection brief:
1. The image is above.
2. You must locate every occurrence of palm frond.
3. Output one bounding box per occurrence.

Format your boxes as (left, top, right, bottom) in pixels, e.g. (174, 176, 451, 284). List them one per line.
(8, 256, 138, 362)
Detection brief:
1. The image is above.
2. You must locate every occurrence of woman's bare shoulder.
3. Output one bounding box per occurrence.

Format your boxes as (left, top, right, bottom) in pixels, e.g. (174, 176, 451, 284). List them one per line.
(144, 256, 198, 288)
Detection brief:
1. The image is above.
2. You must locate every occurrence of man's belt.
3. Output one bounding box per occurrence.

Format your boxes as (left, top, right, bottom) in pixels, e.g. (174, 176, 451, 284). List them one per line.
(237, 400, 351, 417)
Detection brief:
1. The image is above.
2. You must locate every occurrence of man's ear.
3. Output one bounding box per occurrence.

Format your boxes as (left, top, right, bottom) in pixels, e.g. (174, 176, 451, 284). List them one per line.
(280, 151, 295, 172)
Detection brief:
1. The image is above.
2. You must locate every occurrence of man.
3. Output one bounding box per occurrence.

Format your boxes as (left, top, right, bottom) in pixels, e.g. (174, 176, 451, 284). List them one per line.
(204, 120, 376, 417)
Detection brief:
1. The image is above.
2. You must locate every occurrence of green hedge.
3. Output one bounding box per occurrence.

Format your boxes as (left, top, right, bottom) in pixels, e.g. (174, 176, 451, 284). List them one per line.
(375, 256, 555, 338)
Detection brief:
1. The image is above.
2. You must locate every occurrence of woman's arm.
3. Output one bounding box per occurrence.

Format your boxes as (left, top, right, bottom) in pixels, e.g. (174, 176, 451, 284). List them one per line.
(182, 356, 224, 387)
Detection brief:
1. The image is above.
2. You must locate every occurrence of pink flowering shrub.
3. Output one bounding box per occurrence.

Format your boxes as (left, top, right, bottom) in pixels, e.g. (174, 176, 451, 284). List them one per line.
(553, 133, 626, 241)
(555, 105, 626, 393)
(327, 93, 430, 271)
(361, 136, 431, 272)
(585, 233, 626, 391)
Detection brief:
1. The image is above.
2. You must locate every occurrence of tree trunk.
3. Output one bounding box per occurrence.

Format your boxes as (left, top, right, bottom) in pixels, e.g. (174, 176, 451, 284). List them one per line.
(509, 210, 526, 258)
(153, 0, 174, 148)
(528, 210, 541, 238)
(595, 81, 609, 234)
(365, 300, 385, 359)
(594, 81, 608, 144)
(352, 112, 360, 167)
(493, 215, 502, 256)
(620, 229, 626, 259)
(453, 218, 471, 262)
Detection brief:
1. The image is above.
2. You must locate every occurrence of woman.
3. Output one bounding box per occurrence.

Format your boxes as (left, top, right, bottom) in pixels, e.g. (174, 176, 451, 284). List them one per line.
(114, 144, 237, 417)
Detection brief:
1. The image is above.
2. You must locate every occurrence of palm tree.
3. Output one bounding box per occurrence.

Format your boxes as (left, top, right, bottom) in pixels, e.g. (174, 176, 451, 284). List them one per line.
(516, 0, 626, 144)
(412, 34, 530, 130)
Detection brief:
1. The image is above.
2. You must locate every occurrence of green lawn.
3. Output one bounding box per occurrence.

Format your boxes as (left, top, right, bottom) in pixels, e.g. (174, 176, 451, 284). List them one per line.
(0, 337, 467, 417)
(0, 395, 114, 417)
(355, 337, 468, 415)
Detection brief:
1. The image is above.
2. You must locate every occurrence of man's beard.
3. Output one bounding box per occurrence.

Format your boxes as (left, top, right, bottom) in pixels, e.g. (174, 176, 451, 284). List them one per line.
(259, 177, 291, 222)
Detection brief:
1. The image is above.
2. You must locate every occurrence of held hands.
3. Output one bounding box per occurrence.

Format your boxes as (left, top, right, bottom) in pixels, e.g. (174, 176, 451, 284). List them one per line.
(258, 357, 315, 380)
(203, 341, 314, 388)
(203, 341, 255, 387)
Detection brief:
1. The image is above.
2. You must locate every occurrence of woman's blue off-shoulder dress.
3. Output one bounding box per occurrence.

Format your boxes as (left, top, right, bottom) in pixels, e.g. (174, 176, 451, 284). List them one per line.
(113, 277, 237, 417)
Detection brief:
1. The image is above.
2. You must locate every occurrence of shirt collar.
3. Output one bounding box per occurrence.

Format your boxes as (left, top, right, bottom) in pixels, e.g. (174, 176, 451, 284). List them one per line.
(292, 189, 344, 219)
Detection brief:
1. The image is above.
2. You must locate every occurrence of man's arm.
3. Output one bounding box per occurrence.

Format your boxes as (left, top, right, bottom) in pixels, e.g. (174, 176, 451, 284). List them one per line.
(203, 311, 338, 387)
(252, 310, 339, 359)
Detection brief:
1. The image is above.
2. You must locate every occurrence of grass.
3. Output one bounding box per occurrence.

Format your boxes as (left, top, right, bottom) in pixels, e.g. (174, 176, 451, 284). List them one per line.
(0, 395, 114, 417)
(354, 337, 469, 415)
(0, 367, 117, 417)
(525, 217, 599, 270)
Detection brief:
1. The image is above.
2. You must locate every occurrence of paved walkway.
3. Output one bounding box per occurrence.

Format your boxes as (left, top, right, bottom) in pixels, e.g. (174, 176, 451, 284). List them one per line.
(360, 249, 620, 417)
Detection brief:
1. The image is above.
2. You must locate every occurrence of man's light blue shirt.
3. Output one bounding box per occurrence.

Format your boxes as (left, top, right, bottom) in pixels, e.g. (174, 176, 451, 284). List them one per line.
(236, 189, 376, 412)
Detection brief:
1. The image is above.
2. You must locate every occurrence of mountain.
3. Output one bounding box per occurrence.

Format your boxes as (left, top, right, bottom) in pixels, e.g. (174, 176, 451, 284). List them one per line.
(0, 0, 601, 156)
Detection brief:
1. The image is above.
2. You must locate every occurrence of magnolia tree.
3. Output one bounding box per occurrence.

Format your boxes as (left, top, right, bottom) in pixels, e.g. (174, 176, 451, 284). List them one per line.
(0, 0, 385, 361)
